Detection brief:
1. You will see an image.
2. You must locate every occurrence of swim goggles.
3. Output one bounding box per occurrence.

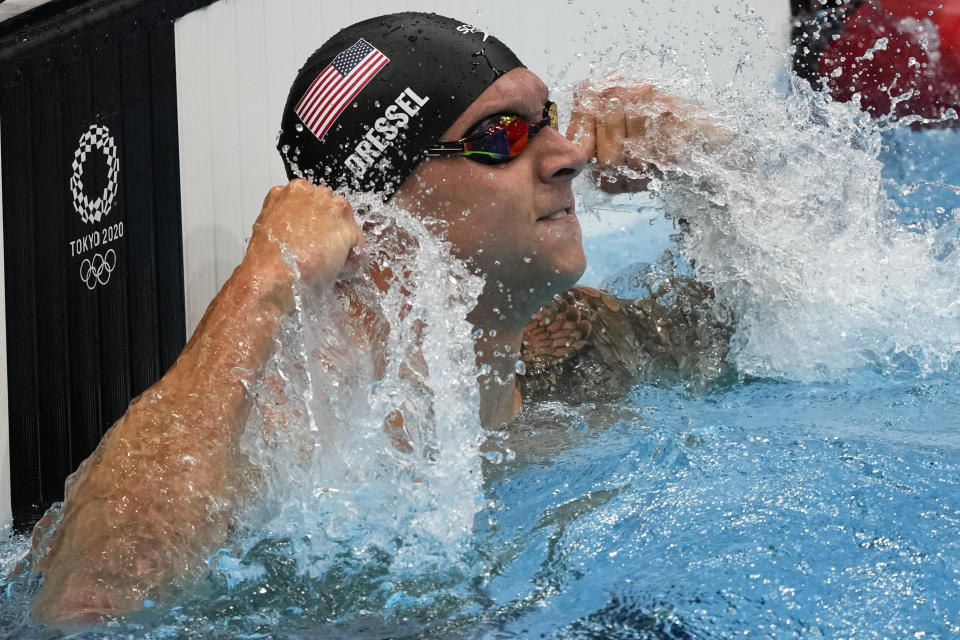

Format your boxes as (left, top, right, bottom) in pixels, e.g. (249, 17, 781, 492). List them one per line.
(425, 101, 559, 165)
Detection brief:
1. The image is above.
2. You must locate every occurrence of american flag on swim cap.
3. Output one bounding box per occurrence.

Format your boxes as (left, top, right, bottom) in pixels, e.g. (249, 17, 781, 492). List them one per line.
(294, 38, 389, 141)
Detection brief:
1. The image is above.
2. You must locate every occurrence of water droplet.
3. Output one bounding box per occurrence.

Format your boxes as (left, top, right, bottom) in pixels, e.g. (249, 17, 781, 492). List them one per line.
(488, 329, 497, 337)
(522, 256, 532, 264)
(514, 360, 526, 375)
(899, 183, 919, 196)
(483, 450, 504, 464)
(295, 123, 304, 132)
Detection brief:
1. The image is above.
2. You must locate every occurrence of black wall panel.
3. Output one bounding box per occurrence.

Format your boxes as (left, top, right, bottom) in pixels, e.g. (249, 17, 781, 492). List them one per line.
(0, 0, 219, 528)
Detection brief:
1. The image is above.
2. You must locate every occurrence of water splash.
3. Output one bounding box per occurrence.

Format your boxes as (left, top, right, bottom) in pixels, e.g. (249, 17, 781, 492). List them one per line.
(3, 4, 960, 636)
(224, 199, 487, 588)
(0, 200, 489, 636)
(582, 66, 960, 381)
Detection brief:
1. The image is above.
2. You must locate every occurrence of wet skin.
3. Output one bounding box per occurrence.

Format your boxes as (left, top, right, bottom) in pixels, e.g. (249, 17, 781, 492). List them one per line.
(395, 68, 589, 327)
(26, 182, 366, 625)
(393, 68, 589, 426)
(25, 62, 715, 625)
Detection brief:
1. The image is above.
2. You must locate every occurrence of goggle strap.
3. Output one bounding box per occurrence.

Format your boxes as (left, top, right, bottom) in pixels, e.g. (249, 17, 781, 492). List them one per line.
(425, 143, 467, 156)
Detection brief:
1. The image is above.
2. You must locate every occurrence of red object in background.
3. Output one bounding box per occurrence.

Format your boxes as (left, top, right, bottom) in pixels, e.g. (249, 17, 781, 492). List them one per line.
(880, 0, 960, 68)
(818, 0, 960, 121)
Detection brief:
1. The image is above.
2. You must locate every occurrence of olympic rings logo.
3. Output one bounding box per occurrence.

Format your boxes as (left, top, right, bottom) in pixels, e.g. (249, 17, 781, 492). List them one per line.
(80, 249, 117, 290)
(70, 124, 119, 225)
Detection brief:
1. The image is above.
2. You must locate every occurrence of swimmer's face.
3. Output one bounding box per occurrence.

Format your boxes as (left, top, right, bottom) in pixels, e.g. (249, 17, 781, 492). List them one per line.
(393, 68, 588, 321)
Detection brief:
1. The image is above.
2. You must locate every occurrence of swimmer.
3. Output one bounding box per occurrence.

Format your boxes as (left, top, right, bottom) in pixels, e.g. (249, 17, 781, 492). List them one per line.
(24, 12, 729, 625)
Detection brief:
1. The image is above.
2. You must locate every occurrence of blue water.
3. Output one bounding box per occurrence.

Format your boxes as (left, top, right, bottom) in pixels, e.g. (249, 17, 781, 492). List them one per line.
(882, 127, 960, 226)
(6, 372, 956, 638)
(482, 373, 960, 638)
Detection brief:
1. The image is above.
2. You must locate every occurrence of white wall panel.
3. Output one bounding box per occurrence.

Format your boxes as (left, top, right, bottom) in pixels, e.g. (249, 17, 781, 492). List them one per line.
(0, 0, 57, 23)
(175, 12, 219, 335)
(174, 0, 790, 335)
(204, 1, 245, 294)
(261, 0, 298, 136)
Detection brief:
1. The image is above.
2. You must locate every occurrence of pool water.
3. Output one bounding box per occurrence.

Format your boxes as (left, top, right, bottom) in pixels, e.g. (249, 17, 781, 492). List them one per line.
(5, 372, 957, 639)
(481, 373, 960, 638)
(3, 27, 960, 640)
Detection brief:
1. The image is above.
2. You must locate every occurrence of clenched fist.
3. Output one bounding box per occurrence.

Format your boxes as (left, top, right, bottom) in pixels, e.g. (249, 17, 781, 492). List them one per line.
(567, 82, 728, 194)
(244, 179, 365, 296)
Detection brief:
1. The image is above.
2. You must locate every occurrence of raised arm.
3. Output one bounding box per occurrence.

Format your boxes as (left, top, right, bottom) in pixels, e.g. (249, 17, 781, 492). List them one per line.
(517, 83, 735, 402)
(567, 81, 728, 194)
(27, 180, 363, 626)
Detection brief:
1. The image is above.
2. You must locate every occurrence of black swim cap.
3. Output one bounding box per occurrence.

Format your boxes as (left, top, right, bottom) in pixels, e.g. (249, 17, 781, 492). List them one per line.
(277, 12, 524, 198)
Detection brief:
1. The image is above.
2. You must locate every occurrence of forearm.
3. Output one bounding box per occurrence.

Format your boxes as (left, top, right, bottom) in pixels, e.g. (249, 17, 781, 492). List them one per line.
(28, 180, 362, 625)
(30, 257, 292, 624)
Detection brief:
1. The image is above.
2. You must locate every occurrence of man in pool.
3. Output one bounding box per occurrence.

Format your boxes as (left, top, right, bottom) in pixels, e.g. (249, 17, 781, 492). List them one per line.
(26, 12, 727, 624)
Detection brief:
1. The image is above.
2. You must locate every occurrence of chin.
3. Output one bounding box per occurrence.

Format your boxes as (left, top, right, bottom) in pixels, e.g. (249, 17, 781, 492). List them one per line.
(537, 227, 586, 289)
(522, 254, 586, 312)
(552, 247, 587, 290)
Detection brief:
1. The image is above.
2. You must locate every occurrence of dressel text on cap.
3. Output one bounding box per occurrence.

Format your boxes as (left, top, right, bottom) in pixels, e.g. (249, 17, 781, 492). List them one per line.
(345, 87, 430, 178)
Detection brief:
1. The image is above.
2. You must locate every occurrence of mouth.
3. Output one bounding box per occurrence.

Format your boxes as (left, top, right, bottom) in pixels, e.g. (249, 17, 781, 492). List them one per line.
(537, 206, 574, 222)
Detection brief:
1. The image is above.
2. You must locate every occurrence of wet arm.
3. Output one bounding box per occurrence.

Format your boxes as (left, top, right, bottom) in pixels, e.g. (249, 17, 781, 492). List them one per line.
(567, 82, 729, 194)
(28, 181, 363, 625)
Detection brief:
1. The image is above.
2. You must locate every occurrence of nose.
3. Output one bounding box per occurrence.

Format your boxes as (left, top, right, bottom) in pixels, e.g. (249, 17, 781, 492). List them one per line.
(534, 126, 588, 184)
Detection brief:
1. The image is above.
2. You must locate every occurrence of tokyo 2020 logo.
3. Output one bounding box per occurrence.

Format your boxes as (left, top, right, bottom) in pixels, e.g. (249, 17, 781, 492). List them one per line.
(70, 124, 119, 225)
(69, 124, 122, 290)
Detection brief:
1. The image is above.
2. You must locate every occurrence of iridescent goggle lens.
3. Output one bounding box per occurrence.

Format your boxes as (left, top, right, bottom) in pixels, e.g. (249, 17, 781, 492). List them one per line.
(426, 101, 559, 165)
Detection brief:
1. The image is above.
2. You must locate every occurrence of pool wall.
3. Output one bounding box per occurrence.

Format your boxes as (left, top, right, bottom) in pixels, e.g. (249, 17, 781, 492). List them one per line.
(0, 0, 217, 529)
(0, 120, 9, 529)
(0, 0, 789, 529)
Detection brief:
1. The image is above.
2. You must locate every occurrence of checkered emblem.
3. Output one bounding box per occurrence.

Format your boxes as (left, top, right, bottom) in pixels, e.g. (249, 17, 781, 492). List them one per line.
(70, 124, 119, 225)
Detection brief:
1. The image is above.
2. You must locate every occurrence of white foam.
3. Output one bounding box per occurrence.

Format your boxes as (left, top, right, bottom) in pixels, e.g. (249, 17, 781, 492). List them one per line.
(615, 75, 960, 380)
(229, 201, 486, 580)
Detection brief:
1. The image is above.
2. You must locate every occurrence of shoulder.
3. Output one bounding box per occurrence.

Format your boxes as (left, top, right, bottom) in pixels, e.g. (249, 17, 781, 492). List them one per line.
(518, 279, 735, 402)
(520, 286, 622, 365)
(518, 286, 641, 403)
